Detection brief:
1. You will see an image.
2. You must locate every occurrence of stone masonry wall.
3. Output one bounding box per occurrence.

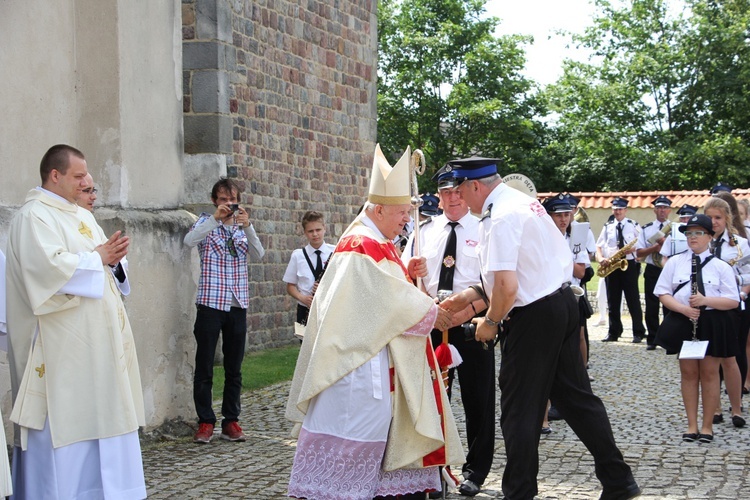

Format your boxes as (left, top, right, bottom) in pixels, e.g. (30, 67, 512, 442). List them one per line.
(182, 0, 378, 349)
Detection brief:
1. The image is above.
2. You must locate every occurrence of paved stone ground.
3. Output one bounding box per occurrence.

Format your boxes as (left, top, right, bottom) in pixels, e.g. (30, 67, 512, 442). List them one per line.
(142, 320, 750, 499)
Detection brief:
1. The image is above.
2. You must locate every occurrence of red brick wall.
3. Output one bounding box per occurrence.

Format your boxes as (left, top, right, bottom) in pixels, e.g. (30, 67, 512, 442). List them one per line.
(183, 0, 378, 348)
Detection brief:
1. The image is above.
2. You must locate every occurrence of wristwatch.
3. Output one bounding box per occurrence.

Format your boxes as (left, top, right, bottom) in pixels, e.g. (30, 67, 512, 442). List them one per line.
(484, 315, 501, 328)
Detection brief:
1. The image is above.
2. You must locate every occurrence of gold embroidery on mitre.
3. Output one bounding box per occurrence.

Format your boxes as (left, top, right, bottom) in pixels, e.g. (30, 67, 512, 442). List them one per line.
(443, 255, 456, 268)
(35, 364, 45, 378)
(78, 221, 93, 239)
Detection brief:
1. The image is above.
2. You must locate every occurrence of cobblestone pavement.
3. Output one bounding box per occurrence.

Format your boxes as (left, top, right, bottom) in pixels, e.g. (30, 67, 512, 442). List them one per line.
(142, 321, 750, 499)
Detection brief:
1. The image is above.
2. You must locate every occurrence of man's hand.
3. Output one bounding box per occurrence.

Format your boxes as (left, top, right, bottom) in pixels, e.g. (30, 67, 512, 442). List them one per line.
(95, 231, 129, 266)
(213, 203, 234, 222)
(234, 206, 250, 228)
(434, 306, 453, 331)
(441, 289, 472, 313)
(407, 256, 428, 280)
(474, 317, 498, 343)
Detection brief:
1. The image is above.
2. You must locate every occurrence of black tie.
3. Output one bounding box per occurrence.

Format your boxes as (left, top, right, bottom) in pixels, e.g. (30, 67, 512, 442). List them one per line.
(712, 239, 723, 259)
(659, 222, 664, 231)
(616, 222, 624, 249)
(438, 222, 459, 292)
(314, 250, 323, 280)
(693, 254, 706, 297)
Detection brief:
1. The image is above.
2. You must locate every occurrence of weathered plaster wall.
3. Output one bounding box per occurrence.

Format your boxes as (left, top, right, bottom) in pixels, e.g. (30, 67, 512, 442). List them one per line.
(0, 0, 194, 434)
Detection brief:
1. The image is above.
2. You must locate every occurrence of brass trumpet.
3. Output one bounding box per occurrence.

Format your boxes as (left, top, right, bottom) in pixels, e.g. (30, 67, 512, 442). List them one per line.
(647, 220, 673, 245)
(597, 238, 637, 278)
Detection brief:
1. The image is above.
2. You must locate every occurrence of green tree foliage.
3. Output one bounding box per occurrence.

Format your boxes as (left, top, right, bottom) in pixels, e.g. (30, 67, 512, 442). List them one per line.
(544, 0, 750, 191)
(377, 0, 543, 191)
(379, 0, 750, 192)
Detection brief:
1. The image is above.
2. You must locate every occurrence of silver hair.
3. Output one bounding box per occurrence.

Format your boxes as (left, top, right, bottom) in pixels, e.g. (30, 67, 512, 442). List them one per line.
(477, 174, 501, 186)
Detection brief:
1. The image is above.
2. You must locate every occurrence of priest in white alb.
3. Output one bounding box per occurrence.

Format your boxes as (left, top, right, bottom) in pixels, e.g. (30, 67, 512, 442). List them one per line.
(286, 144, 464, 500)
(0, 249, 13, 497)
(5, 144, 146, 499)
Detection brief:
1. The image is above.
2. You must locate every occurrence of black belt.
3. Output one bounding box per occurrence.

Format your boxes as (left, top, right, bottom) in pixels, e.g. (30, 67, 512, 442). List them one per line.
(509, 283, 569, 317)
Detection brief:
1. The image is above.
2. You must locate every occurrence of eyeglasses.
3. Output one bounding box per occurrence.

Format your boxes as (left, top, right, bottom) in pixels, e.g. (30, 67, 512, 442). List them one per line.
(685, 230, 708, 237)
(82, 188, 98, 194)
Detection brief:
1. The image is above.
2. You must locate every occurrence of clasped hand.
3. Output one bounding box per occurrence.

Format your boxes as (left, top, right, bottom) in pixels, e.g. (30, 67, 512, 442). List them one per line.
(95, 231, 129, 266)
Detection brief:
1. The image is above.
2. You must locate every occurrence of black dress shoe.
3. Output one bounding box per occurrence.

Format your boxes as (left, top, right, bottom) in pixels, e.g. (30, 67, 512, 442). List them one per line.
(646, 344, 656, 351)
(732, 415, 746, 428)
(698, 433, 714, 443)
(459, 479, 481, 497)
(599, 482, 641, 500)
(682, 432, 698, 442)
(602, 336, 619, 342)
(632, 336, 644, 343)
(547, 406, 563, 421)
(713, 413, 724, 424)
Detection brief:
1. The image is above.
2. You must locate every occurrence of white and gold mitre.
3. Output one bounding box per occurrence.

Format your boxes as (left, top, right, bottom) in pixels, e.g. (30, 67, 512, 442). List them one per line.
(367, 144, 412, 205)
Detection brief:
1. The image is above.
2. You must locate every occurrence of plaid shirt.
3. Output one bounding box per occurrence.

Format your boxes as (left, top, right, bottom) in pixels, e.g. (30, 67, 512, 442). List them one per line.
(187, 213, 264, 311)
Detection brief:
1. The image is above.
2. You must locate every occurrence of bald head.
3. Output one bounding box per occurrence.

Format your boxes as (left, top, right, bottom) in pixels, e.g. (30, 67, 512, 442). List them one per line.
(77, 173, 98, 211)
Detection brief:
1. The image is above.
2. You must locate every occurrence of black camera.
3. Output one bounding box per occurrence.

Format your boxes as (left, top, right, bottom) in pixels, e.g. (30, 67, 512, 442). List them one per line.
(229, 203, 239, 213)
(462, 322, 476, 341)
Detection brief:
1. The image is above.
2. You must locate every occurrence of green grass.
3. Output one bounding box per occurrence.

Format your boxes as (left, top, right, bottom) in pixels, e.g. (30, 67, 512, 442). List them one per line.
(212, 344, 300, 399)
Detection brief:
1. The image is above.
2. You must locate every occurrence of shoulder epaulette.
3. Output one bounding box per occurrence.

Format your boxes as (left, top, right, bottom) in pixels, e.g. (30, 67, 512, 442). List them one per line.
(419, 217, 433, 228)
(480, 203, 493, 222)
(643, 221, 654, 229)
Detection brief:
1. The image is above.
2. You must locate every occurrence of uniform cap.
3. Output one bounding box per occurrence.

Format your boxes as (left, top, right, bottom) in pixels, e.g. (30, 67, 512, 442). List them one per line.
(368, 144, 412, 205)
(419, 193, 440, 217)
(542, 193, 573, 214)
(678, 214, 714, 236)
(433, 164, 457, 190)
(563, 193, 580, 207)
(676, 204, 697, 216)
(652, 195, 672, 207)
(710, 182, 732, 195)
(612, 196, 629, 208)
(445, 157, 501, 185)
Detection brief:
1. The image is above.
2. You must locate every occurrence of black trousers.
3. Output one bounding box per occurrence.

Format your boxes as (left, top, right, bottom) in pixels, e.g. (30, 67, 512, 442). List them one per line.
(644, 264, 666, 345)
(738, 300, 750, 384)
(296, 304, 310, 325)
(499, 287, 634, 499)
(605, 261, 645, 339)
(193, 305, 247, 426)
(431, 327, 495, 485)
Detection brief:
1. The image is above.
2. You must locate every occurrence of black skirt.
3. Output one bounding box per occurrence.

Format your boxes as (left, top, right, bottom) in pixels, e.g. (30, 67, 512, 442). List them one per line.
(656, 308, 739, 357)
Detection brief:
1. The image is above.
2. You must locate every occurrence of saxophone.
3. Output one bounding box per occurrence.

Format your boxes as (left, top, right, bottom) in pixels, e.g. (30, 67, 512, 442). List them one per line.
(597, 238, 638, 278)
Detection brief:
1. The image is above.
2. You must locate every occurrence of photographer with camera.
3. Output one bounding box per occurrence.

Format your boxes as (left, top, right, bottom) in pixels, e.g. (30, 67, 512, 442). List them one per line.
(402, 166, 493, 498)
(184, 178, 265, 444)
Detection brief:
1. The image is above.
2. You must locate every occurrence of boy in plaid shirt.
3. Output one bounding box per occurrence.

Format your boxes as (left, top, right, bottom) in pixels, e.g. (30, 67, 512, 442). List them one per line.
(184, 179, 264, 443)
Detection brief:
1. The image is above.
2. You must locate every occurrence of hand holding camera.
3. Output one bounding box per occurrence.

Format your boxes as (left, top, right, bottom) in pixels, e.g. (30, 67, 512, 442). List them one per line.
(214, 203, 250, 228)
